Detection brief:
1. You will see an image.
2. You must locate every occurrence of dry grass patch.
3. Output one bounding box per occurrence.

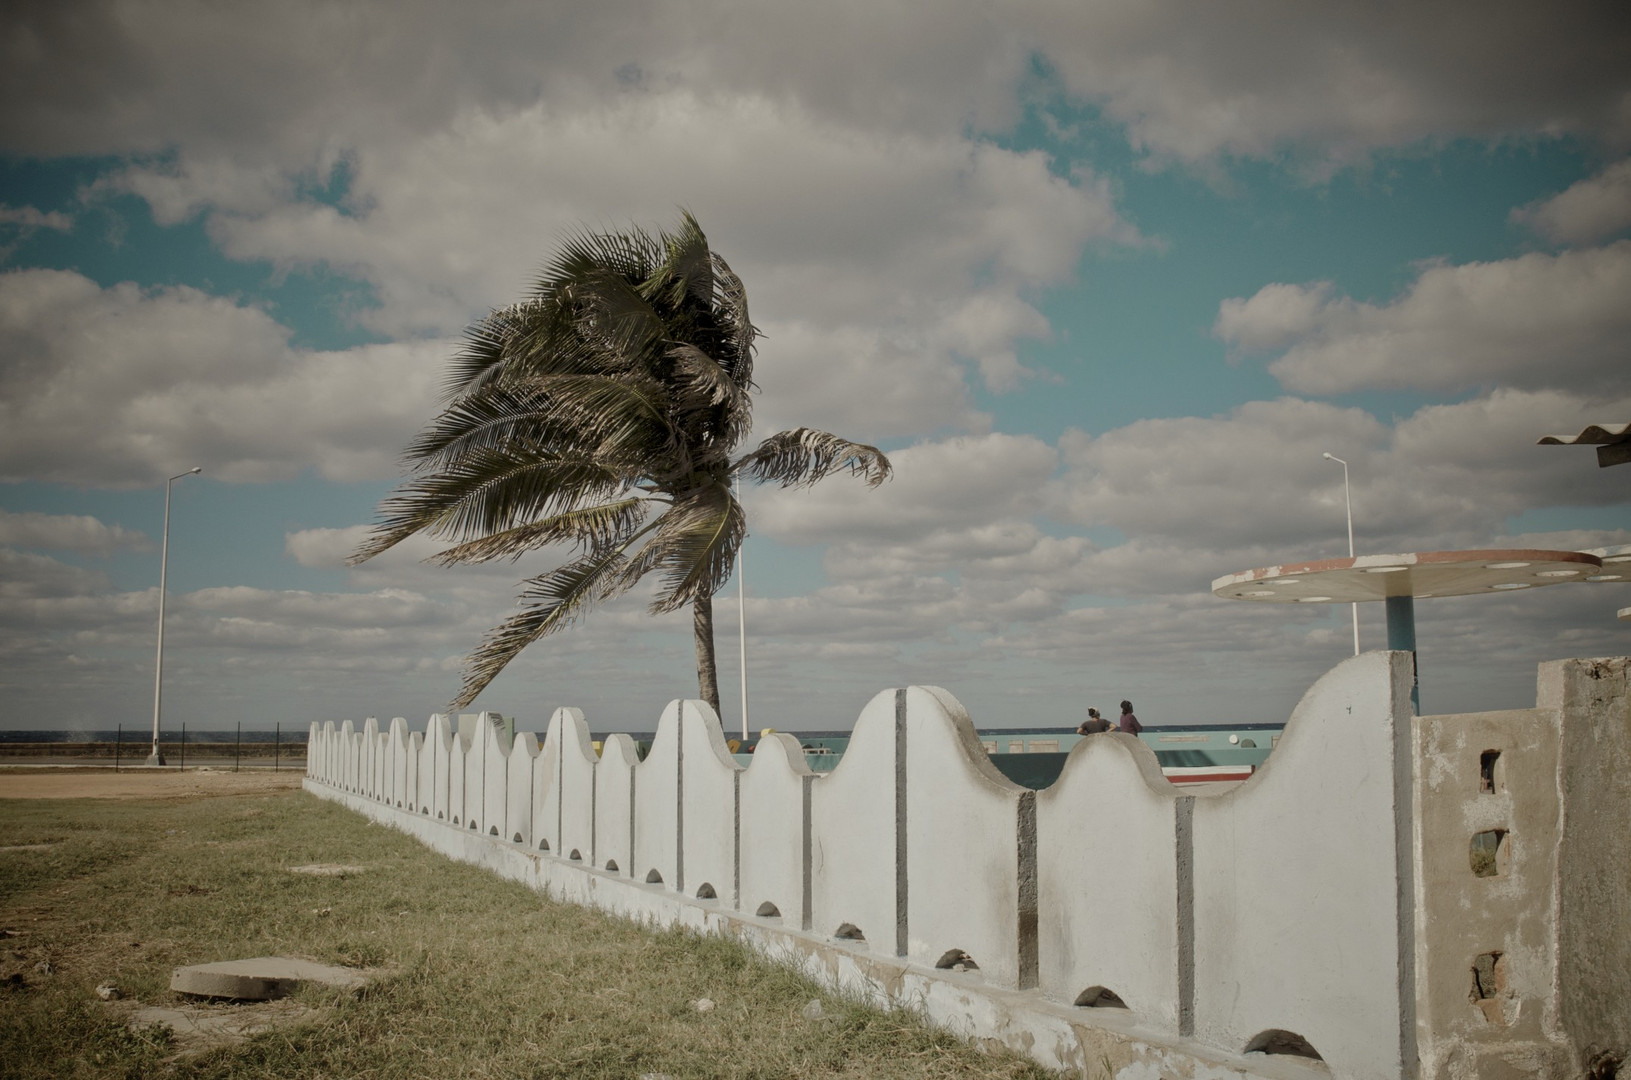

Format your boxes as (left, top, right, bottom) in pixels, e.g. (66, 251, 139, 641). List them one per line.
(0, 788, 1058, 1079)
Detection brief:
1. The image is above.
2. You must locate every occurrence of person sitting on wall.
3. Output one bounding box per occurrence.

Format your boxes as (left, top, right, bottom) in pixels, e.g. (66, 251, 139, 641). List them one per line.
(1118, 700, 1143, 735)
(1077, 708, 1112, 735)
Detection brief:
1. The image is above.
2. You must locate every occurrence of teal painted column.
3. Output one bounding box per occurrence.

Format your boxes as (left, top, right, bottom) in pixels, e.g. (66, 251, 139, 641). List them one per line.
(1385, 594, 1419, 712)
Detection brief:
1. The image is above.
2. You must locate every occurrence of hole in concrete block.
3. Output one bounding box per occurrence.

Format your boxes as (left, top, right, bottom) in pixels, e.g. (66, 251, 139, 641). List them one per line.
(396, 800, 403, 808)
(488, 826, 498, 836)
(1585, 1049, 1622, 1080)
(755, 902, 781, 919)
(1244, 1030, 1323, 1060)
(1074, 986, 1128, 1008)
(512, 832, 523, 844)
(469, 820, 477, 830)
(449, 814, 457, 824)
(935, 949, 980, 973)
(645, 869, 664, 884)
(1480, 750, 1501, 794)
(422, 807, 429, 815)
(1237, 738, 1256, 748)
(834, 923, 865, 942)
(1470, 830, 1507, 877)
(568, 849, 582, 861)
(696, 883, 717, 900)
(538, 838, 550, 852)
(604, 859, 618, 872)
(1471, 951, 1504, 1001)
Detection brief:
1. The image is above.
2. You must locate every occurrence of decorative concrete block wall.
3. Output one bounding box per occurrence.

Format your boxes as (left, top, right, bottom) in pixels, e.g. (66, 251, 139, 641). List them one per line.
(304, 651, 1629, 1080)
(558, 707, 598, 863)
(593, 734, 638, 875)
(1191, 652, 1416, 1080)
(738, 733, 812, 928)
(1036, 731, 1184, 1031)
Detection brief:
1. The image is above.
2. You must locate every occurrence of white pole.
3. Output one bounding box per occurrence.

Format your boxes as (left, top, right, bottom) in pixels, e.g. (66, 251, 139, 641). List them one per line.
(150, 467, 201, 765)
(735, 478, 749, 742)
(1323, 453, 1359, 656)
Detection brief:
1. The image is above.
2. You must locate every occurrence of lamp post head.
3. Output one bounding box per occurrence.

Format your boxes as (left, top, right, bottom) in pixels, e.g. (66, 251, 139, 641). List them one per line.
(188, 466, 202, 474)
(1322, 452, 1334, 460)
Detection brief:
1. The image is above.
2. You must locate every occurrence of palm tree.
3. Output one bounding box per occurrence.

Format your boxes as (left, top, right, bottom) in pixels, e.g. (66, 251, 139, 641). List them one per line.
(351, 212, 891, 712)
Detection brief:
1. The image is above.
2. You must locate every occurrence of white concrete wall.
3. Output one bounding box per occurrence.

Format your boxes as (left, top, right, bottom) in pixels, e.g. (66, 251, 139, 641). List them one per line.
(904, 685, 1031, 989)
(461, 720, 486, 832)
(633, 701, 680, 887)
(423, 716, 452, 819)
(594, 734, 638, 876)
(301, 651, 1627, 1080)
(1192, 651, 1416, 1080)
(447, 727, 467, 826)
(557, 708, 597, 864)
(531, 719, 560, 854)
(505, 731, 538, 845)
(808, 688, 898, 951)
(739, 733, 811, 928)
(1036, 730, 1184, 1029)
(389, 719, 409, 809)
(679, 700, 742, 906)
(480, 714, 508, 838)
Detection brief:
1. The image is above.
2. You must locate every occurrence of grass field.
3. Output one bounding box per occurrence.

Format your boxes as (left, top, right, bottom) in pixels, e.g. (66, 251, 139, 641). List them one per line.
(0, 782, 1060, 1079)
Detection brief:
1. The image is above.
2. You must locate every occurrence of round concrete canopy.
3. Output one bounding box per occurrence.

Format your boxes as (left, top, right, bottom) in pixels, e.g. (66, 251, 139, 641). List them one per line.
(1582, 544, 1631, 582)
(1212, 549, 1605, 605)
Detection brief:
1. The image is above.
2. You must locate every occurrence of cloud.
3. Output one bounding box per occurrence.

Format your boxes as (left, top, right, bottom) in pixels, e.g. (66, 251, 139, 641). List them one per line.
(0, 205, 71, 230)
(1054, 391, 1631, 556)
(4, 3, 1628, 168)
(0, 510, 147, 554)
(104, 95, 1136, 440)
(1215, 242, 1631, 395)
(753, 432, 1059, 544)
(1512, 157, 1631, 246)
(0, 268, 447, 486)
(1033, 3, 1631, 168)
(0, 547, 111, 600)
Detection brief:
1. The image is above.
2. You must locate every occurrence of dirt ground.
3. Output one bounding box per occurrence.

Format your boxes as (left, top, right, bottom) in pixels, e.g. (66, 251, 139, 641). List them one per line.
(0, 768, 304, 800)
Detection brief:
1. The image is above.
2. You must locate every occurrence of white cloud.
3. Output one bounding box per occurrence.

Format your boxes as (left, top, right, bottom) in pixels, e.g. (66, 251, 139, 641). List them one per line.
(1512, 158, 1631, 246)
(1033, 3, 1631, 168)
(4, 3, 1628, 168)
(754, 432, 1059, 544)
(104, 95, 1135, 441)
(1215, 242, 1631, 395)
(0, 547, 111, 600)
(0, 510, 147, 554)
(0, 269, 447, 486)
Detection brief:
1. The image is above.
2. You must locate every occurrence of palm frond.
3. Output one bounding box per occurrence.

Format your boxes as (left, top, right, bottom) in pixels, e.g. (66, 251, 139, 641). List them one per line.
(733, 428, 892, 488)
(451, 543, 641, 708)
(709, 253, 758, 388)
(641, 481, 744, 613)
(349, 448, 622, 564)
(430, 497, 655, 565)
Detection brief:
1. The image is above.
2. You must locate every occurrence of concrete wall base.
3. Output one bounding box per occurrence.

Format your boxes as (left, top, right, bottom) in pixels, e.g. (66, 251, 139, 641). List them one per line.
(305, 780, 1329, 1080)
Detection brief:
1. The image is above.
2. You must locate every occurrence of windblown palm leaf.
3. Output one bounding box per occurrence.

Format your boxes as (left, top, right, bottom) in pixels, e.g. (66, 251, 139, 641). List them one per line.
(353, 212, 891, 711)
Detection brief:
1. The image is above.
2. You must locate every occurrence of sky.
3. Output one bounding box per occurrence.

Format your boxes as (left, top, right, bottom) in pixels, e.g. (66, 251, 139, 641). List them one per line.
(2, 1, 1628, 735)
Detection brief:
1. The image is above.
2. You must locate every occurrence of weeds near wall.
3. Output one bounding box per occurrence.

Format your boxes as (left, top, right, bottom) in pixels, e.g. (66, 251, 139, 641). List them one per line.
(0, 788, 1056, 1079)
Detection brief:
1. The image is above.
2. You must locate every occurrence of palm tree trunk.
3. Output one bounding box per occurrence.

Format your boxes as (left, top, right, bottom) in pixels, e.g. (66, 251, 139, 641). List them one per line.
(693, 593, 721, 714)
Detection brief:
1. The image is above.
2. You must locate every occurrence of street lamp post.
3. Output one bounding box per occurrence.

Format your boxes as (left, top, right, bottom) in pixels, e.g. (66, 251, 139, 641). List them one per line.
(1322, 452, 1359, 656)
(733, 477, 749, 743)
(149, 467, 202, 765)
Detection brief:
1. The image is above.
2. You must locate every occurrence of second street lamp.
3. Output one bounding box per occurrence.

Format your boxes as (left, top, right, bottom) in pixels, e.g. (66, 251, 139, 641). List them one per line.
(149, 466, 202, 766)
(1322, 452, 1359, 656)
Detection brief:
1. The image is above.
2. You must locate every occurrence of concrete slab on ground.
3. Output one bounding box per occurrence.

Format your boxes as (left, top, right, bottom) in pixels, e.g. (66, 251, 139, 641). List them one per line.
(170, 957, 373, 1000)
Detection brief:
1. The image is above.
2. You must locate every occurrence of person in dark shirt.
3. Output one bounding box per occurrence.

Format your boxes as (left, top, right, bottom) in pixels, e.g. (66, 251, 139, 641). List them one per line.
(1077, 708, 1112, 735)
(1118, 700, 1143, 735)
